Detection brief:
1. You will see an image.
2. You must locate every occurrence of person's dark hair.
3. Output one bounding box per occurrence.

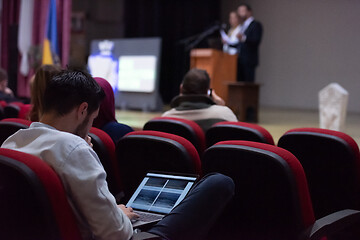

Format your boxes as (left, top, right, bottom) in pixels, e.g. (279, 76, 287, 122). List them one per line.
(239, 3, 252, 11)
(43, 69, 105, 116)
(181, 69, 210, 95)
(0, 68, 8, 82)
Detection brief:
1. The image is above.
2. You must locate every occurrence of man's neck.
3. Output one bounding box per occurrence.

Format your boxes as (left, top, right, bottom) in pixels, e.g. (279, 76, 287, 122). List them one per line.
(40, 113, 76, 135)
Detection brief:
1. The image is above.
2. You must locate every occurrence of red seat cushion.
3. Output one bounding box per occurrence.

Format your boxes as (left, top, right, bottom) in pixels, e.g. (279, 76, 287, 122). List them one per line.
(18, 104, 32, 120)
(90, 127, 123, 193)
(126, 130, 201, 174)
(279, 128, 360, 219)
(144, 117, 206, 154)
(0, 148, 82, 239)
(215, 140, 315, 228)
(212, 121, 275, 145)
(1, 118, 32, 126)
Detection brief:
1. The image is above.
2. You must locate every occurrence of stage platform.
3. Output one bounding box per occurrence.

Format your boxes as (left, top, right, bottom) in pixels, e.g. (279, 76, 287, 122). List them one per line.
(115, 107, 360, 146)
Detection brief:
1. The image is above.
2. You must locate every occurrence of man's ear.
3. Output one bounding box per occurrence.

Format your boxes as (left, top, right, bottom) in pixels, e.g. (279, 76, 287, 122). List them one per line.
(77, 102, 88, 120)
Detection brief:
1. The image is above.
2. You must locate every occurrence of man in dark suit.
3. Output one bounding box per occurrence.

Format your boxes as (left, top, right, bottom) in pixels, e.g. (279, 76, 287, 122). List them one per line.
(236, 4, 263, 82)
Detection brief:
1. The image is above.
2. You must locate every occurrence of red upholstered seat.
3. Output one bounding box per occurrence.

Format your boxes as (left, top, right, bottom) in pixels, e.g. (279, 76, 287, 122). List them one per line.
(3, 104, 20, 118)
(0, 118, 32, 146)
(1, 118, 32, 126)
(89, 127, 123, 198)
(0, 105, 4, 120)
(143, 117, 206, 154)
(18, 104, 32, 120)
(116, 130, 201, 201)
(202, 140, 360, 239)
(206, 121, 274, 147)
(0, 148, 82, 240)
(0, 100, 7, 108)
(278, 128, 360, 219)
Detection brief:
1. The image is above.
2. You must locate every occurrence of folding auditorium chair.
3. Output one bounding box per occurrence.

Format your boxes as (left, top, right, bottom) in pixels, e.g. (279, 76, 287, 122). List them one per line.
(0, 100, 7, 108)
(116, 130, 202, 201)
(202, 140, 360, 240)
(0, 105, 4, 120)
(3, 104, 20, 118)
(143, 116, 206, 154)
(0, 118, 32, 145)
(205, 121, 275, 147)
(278, 128, 360, 219)
(18, 103, 31, 120)
(0, 148, 82, 240)
(89, 127, 124, 200)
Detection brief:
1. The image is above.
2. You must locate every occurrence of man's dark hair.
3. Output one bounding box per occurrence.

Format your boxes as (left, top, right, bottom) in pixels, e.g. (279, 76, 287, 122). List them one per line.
(43, 69, 105, 116)
(239, 3, 252, 11)
(0, 68, 8, 82)
(181, 69, 210, 95)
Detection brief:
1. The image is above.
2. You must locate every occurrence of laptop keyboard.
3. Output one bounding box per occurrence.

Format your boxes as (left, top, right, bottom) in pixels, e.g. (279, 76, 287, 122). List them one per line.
(135, 211, 163, 222)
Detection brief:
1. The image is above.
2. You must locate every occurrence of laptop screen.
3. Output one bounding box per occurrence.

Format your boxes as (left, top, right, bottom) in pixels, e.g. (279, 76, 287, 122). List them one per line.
(126, 173, 197, 214)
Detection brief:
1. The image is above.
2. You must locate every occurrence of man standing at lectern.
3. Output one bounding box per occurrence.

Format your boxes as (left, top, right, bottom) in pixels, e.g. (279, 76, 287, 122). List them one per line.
(235, 3, 263, 82)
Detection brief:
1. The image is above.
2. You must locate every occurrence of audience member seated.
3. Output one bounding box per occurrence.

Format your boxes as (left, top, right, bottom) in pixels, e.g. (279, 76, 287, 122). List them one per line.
(0, 68, 20, 103)
(1, 69, 234, 240)
(29, 64, 62, 121)
(162, 68, 237, 132)
(93, 77, 133, 144)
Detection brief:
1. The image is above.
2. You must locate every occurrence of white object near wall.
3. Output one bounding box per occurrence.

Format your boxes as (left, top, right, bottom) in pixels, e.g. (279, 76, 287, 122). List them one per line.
(319, 83, 349, 132)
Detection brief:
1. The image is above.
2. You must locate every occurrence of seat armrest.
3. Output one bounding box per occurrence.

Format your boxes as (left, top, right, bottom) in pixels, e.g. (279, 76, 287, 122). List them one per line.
(302, 209, 360, 240)
(132, 231, 161, 240)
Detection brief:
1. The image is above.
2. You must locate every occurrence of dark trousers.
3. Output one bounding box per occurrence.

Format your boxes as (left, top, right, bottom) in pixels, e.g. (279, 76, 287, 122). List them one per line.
(148, 173, 235, 240)
(237, 62, 256, 82)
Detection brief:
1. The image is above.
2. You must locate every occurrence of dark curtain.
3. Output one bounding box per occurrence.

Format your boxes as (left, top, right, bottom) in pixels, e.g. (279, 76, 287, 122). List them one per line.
(124, 0, 221, 103)
(0, 0, 72, 98)
(1, 0, 21, 93)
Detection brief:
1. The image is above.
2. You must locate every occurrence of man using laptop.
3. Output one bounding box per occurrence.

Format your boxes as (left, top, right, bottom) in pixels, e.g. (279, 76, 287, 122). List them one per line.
(2, 69, 234, 240)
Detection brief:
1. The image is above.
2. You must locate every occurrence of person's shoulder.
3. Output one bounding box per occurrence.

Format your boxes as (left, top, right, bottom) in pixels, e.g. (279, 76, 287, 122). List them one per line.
(162, 108, 177, 116)
(209, 105, 238, 120)
(29, 123, 89, 149)
(252, 20, 263, 28)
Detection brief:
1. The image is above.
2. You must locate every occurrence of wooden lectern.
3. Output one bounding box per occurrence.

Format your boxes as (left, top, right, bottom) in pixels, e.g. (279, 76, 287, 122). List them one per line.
(190, 49, 237, 101)
(227, 82, 260, 122)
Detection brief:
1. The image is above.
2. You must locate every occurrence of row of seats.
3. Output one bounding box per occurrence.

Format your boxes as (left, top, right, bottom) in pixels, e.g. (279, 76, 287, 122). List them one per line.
(0, 101, 31, 120)
(143, 117, 274, 155)
(143, 117, 360, 222)
(1, 117, 360, 239)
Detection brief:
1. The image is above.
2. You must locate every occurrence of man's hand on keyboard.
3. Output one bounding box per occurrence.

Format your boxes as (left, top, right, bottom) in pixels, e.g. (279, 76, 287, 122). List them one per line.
(118, 204, 140, 221)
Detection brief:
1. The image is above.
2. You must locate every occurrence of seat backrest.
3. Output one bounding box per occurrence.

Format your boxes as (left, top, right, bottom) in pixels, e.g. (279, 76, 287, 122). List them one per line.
(1, 118, 32, 126)
(0, 100, 7, 108)
(143, 117, 206, 154)
(0, 118, 32, 146)
(4, 104, 20, 118)
(206, 121, 275, 147)
(0, 105, 4, 120)
(18, 104, 32, 120)
(0, 148, 82, 240)
(101, 121, 134, 144)
(202, 140, 315, 240)
(116, 130, 201, 201)
(89, 127, 123, 196)
(278, 127, 360, 219)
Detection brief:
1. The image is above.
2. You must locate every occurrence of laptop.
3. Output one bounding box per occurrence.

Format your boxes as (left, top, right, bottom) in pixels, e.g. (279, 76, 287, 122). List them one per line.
(126, 172, 198, 228)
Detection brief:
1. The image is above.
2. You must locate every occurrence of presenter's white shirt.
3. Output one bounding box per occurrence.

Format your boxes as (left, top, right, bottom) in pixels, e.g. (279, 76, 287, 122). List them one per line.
(2, 122, 133, 240)
(223, 25, 241, 55)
